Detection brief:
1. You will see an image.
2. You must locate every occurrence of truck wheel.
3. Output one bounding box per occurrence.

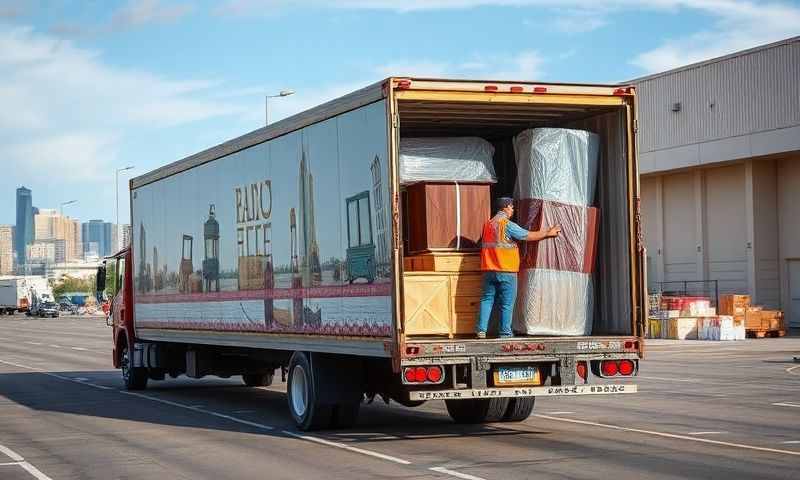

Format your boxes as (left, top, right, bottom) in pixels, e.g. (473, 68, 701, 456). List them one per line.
(445, 398, 509, 424)
(501, 397, 535, 422)
(243, 372, 274, 387)
(287, 352, 332, 431)
(121, 343, 148, 390)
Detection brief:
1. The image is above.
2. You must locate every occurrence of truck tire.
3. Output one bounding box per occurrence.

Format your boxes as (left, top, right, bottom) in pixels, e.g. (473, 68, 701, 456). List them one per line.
(287, 352, 332, 431)
(445, 398, 509, 424)
(121, 343, 148, 390)
(501, 397, 535, 422)
(243, 372, 274, 387)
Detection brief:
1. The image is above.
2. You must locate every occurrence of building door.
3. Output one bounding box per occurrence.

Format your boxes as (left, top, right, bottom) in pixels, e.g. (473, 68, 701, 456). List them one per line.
(789, 260, 800, 329)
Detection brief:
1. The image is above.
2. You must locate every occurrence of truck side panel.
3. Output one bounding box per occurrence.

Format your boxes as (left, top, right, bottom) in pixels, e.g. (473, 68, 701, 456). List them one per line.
(131, 100, 395, 347)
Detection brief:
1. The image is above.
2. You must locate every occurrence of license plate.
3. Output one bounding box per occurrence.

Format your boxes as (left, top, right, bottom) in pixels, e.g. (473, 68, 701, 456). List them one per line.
(493, 366, 541, 386)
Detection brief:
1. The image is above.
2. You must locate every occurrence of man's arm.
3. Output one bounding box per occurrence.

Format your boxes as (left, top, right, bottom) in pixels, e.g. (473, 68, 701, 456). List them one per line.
(506, 222, 561, 242)
(525, 225, 561, 241)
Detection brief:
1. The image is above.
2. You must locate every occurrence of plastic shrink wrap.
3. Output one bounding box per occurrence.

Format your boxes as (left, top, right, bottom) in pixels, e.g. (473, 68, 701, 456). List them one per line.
(399, 137, 497, 184)
(512, 128, 600, 336)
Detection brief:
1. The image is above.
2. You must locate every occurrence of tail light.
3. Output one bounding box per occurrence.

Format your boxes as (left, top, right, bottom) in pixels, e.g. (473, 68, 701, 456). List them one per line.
(402, 365, 445, 385)
(601, 360, 618, 376)
(597, 359, 637, 377)
(576, 361, 587, 380)
(484, 85, 499, 92)
(510, 86, 524, 93)
(618, 359, 635, 376)
(533, 86, 548, 93)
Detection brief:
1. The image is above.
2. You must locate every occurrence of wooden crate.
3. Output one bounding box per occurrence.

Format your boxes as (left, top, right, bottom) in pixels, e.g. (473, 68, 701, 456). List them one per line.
(647, 318, 663, 339)
(402, 273, 452, 336)
(719, 294, 751, 316)
(403, 271, 484, 336)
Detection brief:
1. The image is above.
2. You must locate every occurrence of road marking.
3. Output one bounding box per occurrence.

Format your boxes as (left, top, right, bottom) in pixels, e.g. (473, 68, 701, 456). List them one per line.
(638, 376, 700, 383)
(545, 411, 575, 415)
(785, 365, 800, 376)
(687, 431, 728, 436)
(772, 402, 800, 408)
(281, 430, 412, 465)
(0, 359, 112, 390)
(71, 347, 88, 351)
(429, 466, 486, 480)
(534, 415, 800, 457)
(0, 444, 53, 480)
(781, 441, 800, 444)
(47, 344, 60, 348)
(24, 342, 42, 346)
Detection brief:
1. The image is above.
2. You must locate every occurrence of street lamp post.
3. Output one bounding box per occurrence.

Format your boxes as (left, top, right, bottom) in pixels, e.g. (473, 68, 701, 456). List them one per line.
(265, 89, 295, 126)
(60, 199, 77, 217)
(116, 166, 135, 253)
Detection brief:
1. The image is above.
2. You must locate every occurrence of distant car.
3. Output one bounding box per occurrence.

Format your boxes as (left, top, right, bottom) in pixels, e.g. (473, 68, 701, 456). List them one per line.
(59, 302, 79, 314)
(38, 302, 59, 318)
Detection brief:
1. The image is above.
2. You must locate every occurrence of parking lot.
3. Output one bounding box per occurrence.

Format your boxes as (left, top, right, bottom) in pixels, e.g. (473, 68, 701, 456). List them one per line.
(0, 316, 798, 480)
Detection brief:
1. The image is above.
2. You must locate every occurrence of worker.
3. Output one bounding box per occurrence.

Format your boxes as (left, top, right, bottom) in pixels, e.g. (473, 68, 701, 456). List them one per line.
(476, 197, 561, 339)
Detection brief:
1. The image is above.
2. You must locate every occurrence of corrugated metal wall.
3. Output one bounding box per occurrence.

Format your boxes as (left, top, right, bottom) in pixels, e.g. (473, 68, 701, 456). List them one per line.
(636, 38, 800, 154)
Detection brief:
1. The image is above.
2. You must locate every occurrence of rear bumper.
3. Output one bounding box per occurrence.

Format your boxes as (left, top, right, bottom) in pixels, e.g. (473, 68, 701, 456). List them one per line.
(409, 383, 637, 401)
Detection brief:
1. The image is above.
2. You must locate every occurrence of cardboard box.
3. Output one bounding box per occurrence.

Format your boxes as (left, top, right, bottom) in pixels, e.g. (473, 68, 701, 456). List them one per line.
(647, 318, 663, 339)
(664, 317, 698, 340)
(760, 310, 784, 331)
(718, 294, 751, 316)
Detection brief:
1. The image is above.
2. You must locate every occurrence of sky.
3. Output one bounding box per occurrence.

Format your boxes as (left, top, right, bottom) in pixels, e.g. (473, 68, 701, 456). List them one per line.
(1, 0, 799, 226)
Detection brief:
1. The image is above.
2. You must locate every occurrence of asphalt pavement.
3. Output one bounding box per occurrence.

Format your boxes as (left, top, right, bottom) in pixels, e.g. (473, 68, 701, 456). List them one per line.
(0, 316, 798, 479)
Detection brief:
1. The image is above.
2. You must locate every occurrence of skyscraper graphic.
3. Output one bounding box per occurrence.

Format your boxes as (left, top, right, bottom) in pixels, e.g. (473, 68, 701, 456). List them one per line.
(370, 155, 389, 275)
(15, 187, 34, 270)
(298, 150, 322, 286)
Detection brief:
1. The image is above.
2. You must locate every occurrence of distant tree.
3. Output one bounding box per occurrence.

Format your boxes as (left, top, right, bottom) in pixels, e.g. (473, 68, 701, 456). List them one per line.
(53, 275, 96, 299)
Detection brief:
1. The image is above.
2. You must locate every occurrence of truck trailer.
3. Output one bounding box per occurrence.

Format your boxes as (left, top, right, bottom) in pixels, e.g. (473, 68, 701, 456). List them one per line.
(102, 78, 645, 430)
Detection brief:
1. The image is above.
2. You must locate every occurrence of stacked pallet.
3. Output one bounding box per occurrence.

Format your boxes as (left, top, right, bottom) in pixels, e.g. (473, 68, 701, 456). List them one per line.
(646, 295, 745, 340)
(718, 294, 786, 338)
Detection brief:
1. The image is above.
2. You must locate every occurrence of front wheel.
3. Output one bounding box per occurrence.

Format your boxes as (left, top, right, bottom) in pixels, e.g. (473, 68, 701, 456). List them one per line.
(445, 398, 509, 424)
(120, 343, 148, 390)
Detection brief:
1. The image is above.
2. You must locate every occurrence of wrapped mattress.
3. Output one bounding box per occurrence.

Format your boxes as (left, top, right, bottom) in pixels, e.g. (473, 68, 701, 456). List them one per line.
(399, 137, 497, 184)
(513, 128, 600, 336)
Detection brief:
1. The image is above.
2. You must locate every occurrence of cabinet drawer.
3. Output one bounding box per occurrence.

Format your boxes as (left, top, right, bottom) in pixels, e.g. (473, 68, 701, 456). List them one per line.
(453, 312, 477, 335)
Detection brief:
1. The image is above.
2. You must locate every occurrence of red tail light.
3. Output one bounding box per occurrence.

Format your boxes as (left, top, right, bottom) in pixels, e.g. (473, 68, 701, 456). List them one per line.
(484, 85, 498, 92)
(404, 368, 416, 383)
(510, 86, 524, 93)
(414, 367, 427, 382)
(426, 366, 442, 383)
(576, 361, 587, 380)
(403, 365, 445, 384)
(601, 360, 618, 376)
(396, 79, 412, 89)
(618, 360, 635, 376)
(533, 86, 548, 93)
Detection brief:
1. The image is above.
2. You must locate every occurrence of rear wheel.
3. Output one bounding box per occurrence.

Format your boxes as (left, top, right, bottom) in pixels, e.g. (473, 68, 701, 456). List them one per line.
(501, 397, 535, 422)
(287, 352, 332, 431)
(120, 343, 148, 390)
(445, 398, 509, 424)
(242, 372, 274, 387)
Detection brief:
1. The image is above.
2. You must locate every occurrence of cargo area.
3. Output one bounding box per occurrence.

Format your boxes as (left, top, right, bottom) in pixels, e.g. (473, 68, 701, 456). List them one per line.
(397, 97, 636, 339)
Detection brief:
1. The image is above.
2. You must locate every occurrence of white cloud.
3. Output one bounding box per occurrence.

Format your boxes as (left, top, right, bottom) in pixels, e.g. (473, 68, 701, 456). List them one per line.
(111, 0, 194, 29)
(375, 51, 545, 81)
(552, 10, 608, 34)
(0, 25, 245, 183)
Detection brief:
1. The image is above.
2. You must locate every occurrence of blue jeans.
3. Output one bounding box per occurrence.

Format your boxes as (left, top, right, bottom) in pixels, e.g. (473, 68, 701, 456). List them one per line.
(475, 271, 517, 337)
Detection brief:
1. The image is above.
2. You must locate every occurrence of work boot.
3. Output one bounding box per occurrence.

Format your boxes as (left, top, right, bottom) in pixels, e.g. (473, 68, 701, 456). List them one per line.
(476, 331, 486, 339)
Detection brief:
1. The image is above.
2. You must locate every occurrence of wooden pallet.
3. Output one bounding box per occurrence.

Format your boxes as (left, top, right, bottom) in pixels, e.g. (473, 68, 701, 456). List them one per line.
(745, 329, 786, 338)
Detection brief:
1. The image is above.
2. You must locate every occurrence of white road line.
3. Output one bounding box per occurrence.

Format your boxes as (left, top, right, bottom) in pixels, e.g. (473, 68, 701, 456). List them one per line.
(534, 415, 800, 457)
(687, 431, 728, 436)
(638, 376, 700, 383)
(0, 444, 24, 462)
(787, 365, 800, 376)
(429, 466, 487, 480)
(47, 345, 60, 349)
(0, 461, 22, 466)
(281, 430, 412, 465)
(0, 359, 112, 390)
(781, 441, 800, 444)
(24, 342, 42, 346)
(71, 347, 88, 351)
(545, 411, 575, 415)
(0, 444, 53, 480)
(772, 402, 800, 408)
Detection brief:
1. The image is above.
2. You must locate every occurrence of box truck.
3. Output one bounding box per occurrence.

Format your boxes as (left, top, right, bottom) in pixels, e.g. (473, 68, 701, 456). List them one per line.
(101, 78, 645, 430)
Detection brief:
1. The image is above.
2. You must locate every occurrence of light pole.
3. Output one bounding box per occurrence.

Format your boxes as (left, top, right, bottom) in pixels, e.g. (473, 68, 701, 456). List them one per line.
(116, 166, 134, 253)
(265, 89, 295, 126)
(60, 199, 77, 217)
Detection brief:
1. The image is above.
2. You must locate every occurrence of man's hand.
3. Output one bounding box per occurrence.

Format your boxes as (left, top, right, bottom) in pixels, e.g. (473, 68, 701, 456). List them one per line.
(547, 225, 561, 238)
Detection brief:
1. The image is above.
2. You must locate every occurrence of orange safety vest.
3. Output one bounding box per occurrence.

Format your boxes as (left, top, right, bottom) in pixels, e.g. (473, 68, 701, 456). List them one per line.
(480, 213, 521, 272)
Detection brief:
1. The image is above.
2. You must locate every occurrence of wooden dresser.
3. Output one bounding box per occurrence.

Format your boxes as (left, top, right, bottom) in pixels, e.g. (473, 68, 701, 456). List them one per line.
(402, 252, 483, 337)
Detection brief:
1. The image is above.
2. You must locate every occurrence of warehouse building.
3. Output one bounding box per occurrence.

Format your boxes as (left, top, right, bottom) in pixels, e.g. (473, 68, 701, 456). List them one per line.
(634, 36, 800, 329)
